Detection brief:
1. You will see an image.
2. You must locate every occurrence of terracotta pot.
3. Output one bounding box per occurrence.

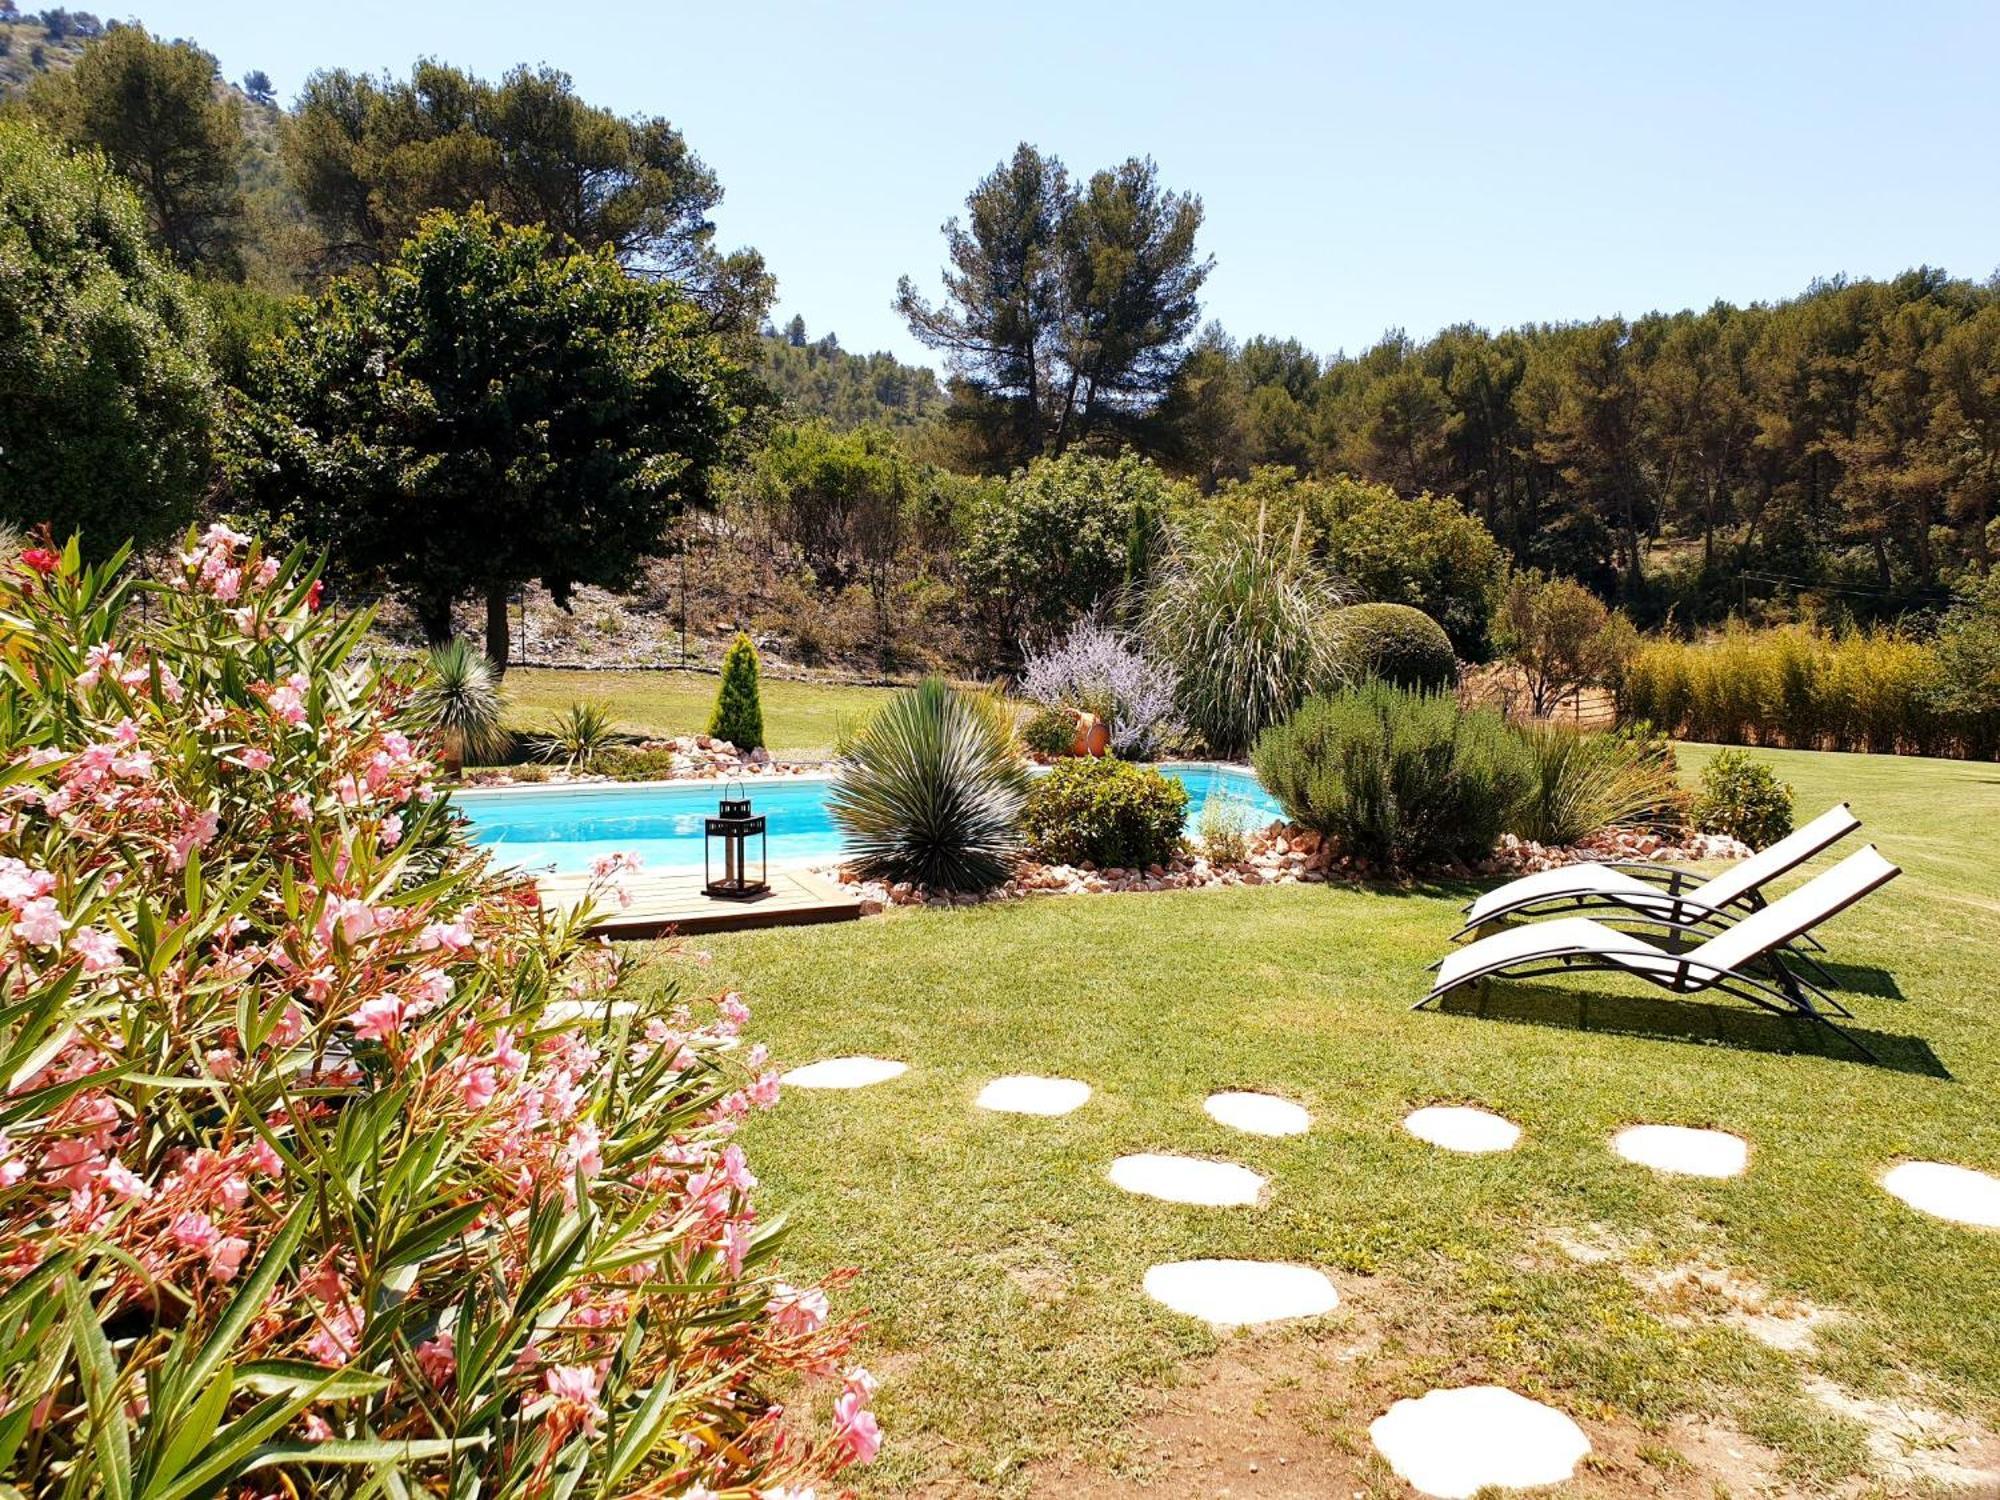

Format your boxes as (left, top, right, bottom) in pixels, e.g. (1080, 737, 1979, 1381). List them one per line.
(1070, 710, 1110, 757)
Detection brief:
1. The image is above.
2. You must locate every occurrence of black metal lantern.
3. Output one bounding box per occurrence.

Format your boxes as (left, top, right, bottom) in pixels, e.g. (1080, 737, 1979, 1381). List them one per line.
(704, 782, 768, 899)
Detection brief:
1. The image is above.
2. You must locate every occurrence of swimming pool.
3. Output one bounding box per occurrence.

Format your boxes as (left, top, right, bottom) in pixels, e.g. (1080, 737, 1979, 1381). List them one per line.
(456, 761, 1284, 875)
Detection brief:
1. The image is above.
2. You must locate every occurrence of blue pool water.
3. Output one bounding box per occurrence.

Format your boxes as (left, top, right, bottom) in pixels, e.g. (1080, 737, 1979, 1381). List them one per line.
(457, 761, 1284, 875)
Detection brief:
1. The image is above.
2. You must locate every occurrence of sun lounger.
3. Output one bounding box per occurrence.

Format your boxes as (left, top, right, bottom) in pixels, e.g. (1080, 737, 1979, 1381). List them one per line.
(1421, 845, 1900, 1057)
(1454, 804, 1860, 949)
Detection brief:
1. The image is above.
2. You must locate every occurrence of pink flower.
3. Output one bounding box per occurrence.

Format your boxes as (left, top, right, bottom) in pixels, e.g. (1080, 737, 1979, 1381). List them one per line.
(833, 1368, 882, 1465)
(765, 1282, 829, 1337)
(454, 1065, 498, 1111)
(544, 1364, 606, 1437)
(207, 1236, 250, 1281)
(416, 1332, 456, 1386)
(236, 747, 274, 771)
(169, 810, 219, 869)
(748, 1071, 782, 1110)
(20, 547, 59, 576)
(69, 926, 122, 974)
(419, 919, 475, 953)
(300, 1413, 333, 1442)
(14, 896, 66, 948)
(719, 992, 751, 1030)
(349, 997, 407, 1043)
(98, 1158, 152, 1201)
(171, 1210, 218, 1251)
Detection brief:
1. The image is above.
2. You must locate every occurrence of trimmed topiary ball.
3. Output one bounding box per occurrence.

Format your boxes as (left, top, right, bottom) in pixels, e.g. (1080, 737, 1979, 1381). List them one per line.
(1329, 603, 1458, 692)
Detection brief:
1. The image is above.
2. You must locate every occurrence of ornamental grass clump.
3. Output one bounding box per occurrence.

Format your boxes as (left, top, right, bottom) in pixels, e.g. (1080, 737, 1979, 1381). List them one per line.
(1252, 682, 1530, 870)
(0, 530, 877, 1497)
(1142, 511, 1348, 757)
(1507, 721, 1689, 846)
(828, 677, 1029, 890)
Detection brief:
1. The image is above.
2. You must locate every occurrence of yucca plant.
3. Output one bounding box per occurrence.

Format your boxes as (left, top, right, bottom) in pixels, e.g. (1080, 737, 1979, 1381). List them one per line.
(1142, 508, 1349, 757)
(414, 636, 510, 769)
(828, 677, 1030, 890)
(537, 698, 627, 770)
(1508, 721, 1689, 846)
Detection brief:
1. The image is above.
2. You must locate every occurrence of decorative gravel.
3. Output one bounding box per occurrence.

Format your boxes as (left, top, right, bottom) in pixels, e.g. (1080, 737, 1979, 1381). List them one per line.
(1107, 1153, 1266, 1206)
(1403, 1105, 1522, 1154)
(1881, 1161, 2000, 1228)
(1369, 1385, 1591, 1498)
(1612, 1124, 1748, 1178)
(1142, 1259, 1338, 1327)
(1204, 1091, 1311, 1137)
(974, 1075, 1092, 1117)
(781, 1057, 908, 1090)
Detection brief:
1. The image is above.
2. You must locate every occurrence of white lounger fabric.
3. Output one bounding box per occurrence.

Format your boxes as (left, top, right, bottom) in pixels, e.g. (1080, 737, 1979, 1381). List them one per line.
(1462, 803, 1859, 927)
(1435, 845, 1897, 999)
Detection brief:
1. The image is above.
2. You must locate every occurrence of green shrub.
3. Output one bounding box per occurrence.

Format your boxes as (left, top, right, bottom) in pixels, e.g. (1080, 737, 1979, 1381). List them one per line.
(1508, 722, 1689, 846)
(1143, 511, 1346, 756)
(709, 631, 766, 749)
(1021, 703, 1077, 757)
(828, 678, 1030, 889)
(1252, 682, 1530, 869)
(1197, 790, 1252, 863)
(1692, 748, 1794, 848)
(1022, 757, 1189, 868)
(1328, 602, 1458, 691)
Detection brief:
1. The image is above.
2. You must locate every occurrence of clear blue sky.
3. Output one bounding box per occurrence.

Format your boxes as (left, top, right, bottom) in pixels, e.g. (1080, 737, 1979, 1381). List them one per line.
(137, 0, 2000, 368)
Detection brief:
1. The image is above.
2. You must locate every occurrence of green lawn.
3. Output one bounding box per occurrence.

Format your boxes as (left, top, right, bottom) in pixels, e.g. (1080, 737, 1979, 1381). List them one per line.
(497, 667, 897, 756)
(633, 746, 2000, 1496)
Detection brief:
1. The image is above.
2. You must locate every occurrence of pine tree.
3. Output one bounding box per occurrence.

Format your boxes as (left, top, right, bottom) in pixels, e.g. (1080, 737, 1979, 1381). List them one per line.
(708, 632, 766, 749)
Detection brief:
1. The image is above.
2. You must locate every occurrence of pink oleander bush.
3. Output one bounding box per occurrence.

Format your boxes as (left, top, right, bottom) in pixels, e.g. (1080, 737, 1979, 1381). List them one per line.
(0, 531, 876, 1497)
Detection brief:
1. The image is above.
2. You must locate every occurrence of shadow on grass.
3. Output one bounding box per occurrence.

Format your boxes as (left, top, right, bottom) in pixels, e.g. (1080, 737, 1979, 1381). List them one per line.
(1429, 981, 1949, 1078)
(1815, 962, 1907, 1001)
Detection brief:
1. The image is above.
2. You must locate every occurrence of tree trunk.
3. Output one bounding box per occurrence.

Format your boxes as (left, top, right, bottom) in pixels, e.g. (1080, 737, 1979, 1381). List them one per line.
(417, 596, 455, 646)
(485, 584, 512, 675)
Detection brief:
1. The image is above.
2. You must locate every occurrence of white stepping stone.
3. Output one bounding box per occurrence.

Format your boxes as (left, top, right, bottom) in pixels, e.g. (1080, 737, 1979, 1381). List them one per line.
(975, 1074, 1091, 1117)
(1404, 1105, 1521, 1154)
(782, 1056, 907, 1090)
(1613, 1124, 1748, 1178)
(1143, 1259, 1338, 1327)
(1204, 1091, 1311, 1137)
(1370, 1385, 1591, 1498)
(1108, 1153, 1266, 1206)
(1881, 1161, 2000, 1228)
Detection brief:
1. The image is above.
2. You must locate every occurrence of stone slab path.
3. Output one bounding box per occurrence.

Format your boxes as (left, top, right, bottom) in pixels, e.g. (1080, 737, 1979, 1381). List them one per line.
(782, 1056, 908, 1090)
(1881, 1161, 2000, 1228)
(1204, 1090, 1311, 1136)
(1613, 1124, 1748, 1178)
(1369, 1384, 1591, 1498)
(1142, 1259, 1339, 1327)
(1404, 1105, 1521, 1154)
(1108, 1153, 1266, 1206)
(975, 1075, 1092, 1116)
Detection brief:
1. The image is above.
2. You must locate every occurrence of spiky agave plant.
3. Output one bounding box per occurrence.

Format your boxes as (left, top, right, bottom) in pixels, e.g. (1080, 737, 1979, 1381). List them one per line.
(415, 637, 511, 769)
(828, 677, 1031, 890)
(535, 698, 628, 770)
(1508, 721, 1688, 846)
(1142, 507, 1350, 757)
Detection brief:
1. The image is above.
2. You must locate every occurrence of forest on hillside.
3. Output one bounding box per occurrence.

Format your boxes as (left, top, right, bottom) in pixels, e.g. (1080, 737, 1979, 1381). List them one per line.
(1, 6, 1995, 685)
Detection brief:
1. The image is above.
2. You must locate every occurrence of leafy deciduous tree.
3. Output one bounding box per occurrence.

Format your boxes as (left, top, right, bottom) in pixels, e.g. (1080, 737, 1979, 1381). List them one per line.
(229, 208, 742, 669)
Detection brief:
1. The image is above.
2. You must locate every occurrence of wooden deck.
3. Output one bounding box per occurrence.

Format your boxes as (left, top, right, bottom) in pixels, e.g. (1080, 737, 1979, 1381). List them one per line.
(538, 867, 864, 939)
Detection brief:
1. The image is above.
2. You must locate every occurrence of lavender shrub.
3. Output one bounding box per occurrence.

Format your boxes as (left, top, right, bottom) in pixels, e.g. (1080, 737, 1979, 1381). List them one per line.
(1019, 618, 1185, 759)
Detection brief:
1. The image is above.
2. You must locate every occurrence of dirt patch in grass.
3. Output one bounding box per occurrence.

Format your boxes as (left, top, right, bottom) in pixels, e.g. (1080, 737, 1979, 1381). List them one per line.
(1802, 1378, 2000, 1494)
(1017, 1274, 1804, 1499)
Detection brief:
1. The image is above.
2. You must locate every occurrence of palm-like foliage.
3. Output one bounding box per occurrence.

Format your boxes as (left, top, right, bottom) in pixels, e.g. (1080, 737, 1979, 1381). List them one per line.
(415, 637, 510, 766)
(537, 699, 627, 770)
(1509, 721, 1689, 845)
(828, 678, 1030, 890)
(1143, 509, 1350, 757)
